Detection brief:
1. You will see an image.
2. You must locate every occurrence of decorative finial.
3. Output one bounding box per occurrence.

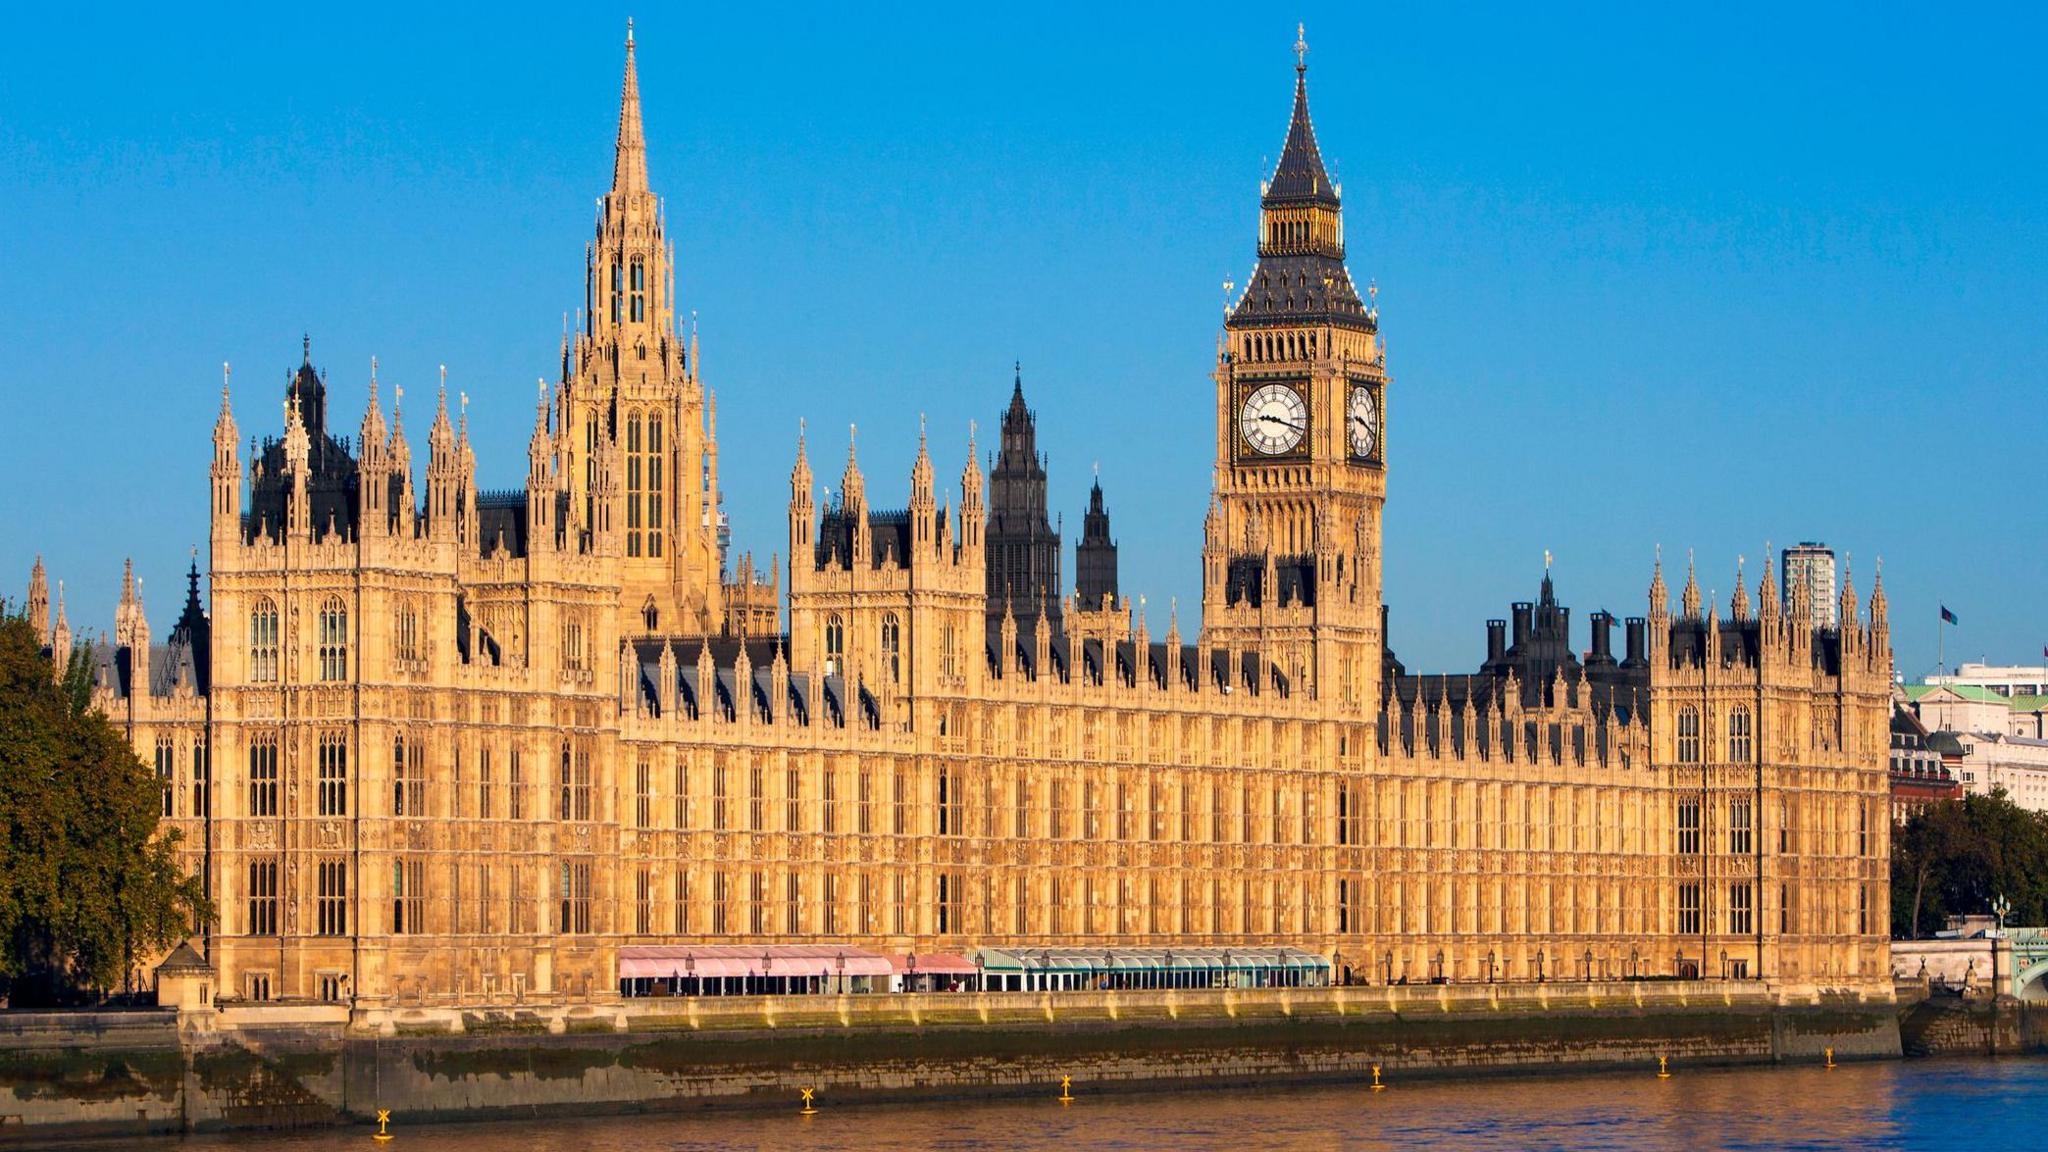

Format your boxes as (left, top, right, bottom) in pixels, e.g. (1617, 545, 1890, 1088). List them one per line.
(221, 361, 231, 398)
(626, 16, 634, 47)
(1295, 22, 1307, 72)
(1093, 460, 1100, 479)
(1544, 549, 1552, 573)
(303, 333, 311, 362)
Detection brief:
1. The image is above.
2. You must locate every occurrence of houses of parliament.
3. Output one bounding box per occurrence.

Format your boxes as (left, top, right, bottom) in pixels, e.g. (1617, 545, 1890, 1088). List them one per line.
(18, 28, 1895, 1021)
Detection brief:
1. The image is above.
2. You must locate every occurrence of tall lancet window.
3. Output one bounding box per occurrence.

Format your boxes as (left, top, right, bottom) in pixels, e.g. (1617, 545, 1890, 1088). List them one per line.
(626, 414, 643, 557)
(318, 596, 348, 682)
(611, 258, 624, 325)
(629, 257, 646, 323)
(646, 414, 664, 558)
(250, 599, 280, 684)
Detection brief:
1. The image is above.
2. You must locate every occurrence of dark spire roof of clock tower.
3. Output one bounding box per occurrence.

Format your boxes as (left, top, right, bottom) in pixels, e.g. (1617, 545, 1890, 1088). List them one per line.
(1265, 57, 1338, 206)
(1227, 43, 1372, 332)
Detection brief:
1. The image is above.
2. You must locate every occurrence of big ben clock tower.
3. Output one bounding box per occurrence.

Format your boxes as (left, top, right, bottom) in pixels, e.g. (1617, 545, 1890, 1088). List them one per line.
(1203, 27, 1386, 709)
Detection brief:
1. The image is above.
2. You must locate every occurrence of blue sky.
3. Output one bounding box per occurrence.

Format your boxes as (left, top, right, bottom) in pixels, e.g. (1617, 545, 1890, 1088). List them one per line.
(2, 2, 2042, 677)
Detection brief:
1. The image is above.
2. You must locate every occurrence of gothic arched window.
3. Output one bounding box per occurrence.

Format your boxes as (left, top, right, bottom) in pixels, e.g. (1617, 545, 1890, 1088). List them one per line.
(611, 258, 624, 324)
(626, 414, 643, 557)
(629, 256, 646, 323)
(393, 601, 420, 665)
(249, 598, 279, 684)
(154, 736, 175, 818)
(318, 596, 348, 682)
(880, 614, 901, 684)
(393, 733, 424, 817)
(1676, 705, 1702, 764)
(645, 415, 663, 558)
(1728, 705, 1754, 763)
(824, 615, 845, 678)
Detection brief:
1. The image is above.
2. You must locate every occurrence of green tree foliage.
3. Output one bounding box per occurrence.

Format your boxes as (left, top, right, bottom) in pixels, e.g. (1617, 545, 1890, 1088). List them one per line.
(0, 608, 212, 1004)
(1891, 789, 2048, 938)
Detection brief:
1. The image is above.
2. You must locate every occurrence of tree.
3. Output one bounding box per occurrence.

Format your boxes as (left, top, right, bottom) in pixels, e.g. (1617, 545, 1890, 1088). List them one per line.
(1891, 789, 2048, 938)
(0, 608, 212, 1004)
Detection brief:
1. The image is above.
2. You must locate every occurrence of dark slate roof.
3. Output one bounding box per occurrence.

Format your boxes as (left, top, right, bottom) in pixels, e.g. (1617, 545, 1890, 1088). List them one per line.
(1266, 66, 1338, 205)
(155, 941, 211, 974)
(476, 490, 529, 557)
(815, 506, 937, 570)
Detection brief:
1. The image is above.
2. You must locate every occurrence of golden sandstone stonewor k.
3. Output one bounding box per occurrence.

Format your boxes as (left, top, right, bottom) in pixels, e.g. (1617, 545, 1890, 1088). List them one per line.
(24, 26, 1894, 1028)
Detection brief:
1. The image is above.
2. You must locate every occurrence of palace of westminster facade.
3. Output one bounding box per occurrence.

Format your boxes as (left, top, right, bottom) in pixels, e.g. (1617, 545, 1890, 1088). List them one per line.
(18, 31, 1895, 1015)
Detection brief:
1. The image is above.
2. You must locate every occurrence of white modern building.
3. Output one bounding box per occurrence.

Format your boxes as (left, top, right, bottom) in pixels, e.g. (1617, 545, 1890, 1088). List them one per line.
(1927, 662, 2048, 699)
(1781, 542, 1837, 631)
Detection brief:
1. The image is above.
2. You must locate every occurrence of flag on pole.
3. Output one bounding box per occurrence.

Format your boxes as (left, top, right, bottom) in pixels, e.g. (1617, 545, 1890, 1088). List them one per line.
(1940, 606, 1958, 625)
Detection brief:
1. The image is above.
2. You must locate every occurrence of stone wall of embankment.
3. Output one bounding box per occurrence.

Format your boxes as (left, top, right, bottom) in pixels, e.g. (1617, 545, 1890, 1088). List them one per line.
(0, 980, 1901, 1144)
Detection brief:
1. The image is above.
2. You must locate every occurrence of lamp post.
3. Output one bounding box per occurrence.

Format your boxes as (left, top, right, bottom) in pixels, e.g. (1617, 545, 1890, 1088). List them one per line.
(1164, 949, 1175, 991)
(907, 953, 917, 994)
(835, 950, 846, 995)
(975, 953, 985, 993)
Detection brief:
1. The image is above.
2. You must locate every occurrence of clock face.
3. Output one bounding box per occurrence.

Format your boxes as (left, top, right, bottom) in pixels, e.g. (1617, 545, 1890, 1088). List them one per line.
(1348, 385, 1378, 459)
(1240, 384, 1307, 456)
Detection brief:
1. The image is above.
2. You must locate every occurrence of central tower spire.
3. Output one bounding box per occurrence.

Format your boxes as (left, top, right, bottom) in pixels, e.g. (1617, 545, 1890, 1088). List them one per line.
(559, 23, 724, 637)
(613, 19, 648, 195)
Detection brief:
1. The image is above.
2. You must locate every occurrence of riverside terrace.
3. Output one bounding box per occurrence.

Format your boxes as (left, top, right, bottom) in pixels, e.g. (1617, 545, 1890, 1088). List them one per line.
(615, 945, 1331, 996)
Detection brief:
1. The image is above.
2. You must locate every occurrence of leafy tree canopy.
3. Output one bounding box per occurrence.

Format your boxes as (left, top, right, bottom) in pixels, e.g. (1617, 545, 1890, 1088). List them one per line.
(1892, 789, 2048, 938)
(0, 607, 212, 1004)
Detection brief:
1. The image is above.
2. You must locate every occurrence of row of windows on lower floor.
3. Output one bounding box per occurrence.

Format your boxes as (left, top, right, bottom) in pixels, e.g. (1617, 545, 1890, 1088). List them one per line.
(238, 861, 1881, 942)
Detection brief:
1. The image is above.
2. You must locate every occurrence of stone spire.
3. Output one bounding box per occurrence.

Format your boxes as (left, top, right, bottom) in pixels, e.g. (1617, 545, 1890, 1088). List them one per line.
(52, 581, 71, 673)
(839, 425, 865, 510)
(1648, 546, 1669, 622)
(1758, 550, 1779, 628)
(613, 20, 649, 195)
(1681, 550, 1701, 618)
(1838, 554, 1858, 631)
(1731, 557, 1751, 621)
(959, 420, 984, 555)
(26, 556, 48, 641)
(788, 421, 814, 571)
(910, 415, 934, 507)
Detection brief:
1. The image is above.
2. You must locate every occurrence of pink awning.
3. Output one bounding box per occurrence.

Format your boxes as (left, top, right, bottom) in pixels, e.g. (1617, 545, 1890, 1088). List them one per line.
(893, 952, 979, 976)
(619, 944, 892, 980)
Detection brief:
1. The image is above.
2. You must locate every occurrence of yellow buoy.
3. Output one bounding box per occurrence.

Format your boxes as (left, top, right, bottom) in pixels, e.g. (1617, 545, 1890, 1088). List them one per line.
(1059, 1075, 1075, 1104)
(1370, 1064, 1385, 1092)
(1825, 1047, 1836, 1069)
(372, 1109, 394, 1142)
(1657, 1055, 1671, 1079)
(800, 1087, 819, 1116)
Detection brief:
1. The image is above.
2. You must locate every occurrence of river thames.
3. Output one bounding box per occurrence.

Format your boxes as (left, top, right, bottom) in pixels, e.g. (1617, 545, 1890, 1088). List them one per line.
(132, 1058, 2040, 1151)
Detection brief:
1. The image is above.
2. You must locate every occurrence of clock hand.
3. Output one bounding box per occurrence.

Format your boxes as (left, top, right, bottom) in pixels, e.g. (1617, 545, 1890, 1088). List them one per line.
(1259, 415, 1305, 432)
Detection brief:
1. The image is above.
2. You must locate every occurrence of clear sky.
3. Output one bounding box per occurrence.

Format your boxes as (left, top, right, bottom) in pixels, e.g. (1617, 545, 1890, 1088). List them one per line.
(2, 1, 2042, 678)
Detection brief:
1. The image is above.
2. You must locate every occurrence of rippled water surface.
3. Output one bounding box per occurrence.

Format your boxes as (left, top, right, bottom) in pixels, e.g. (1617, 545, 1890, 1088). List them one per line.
(148, 1059, 2041, 1151)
